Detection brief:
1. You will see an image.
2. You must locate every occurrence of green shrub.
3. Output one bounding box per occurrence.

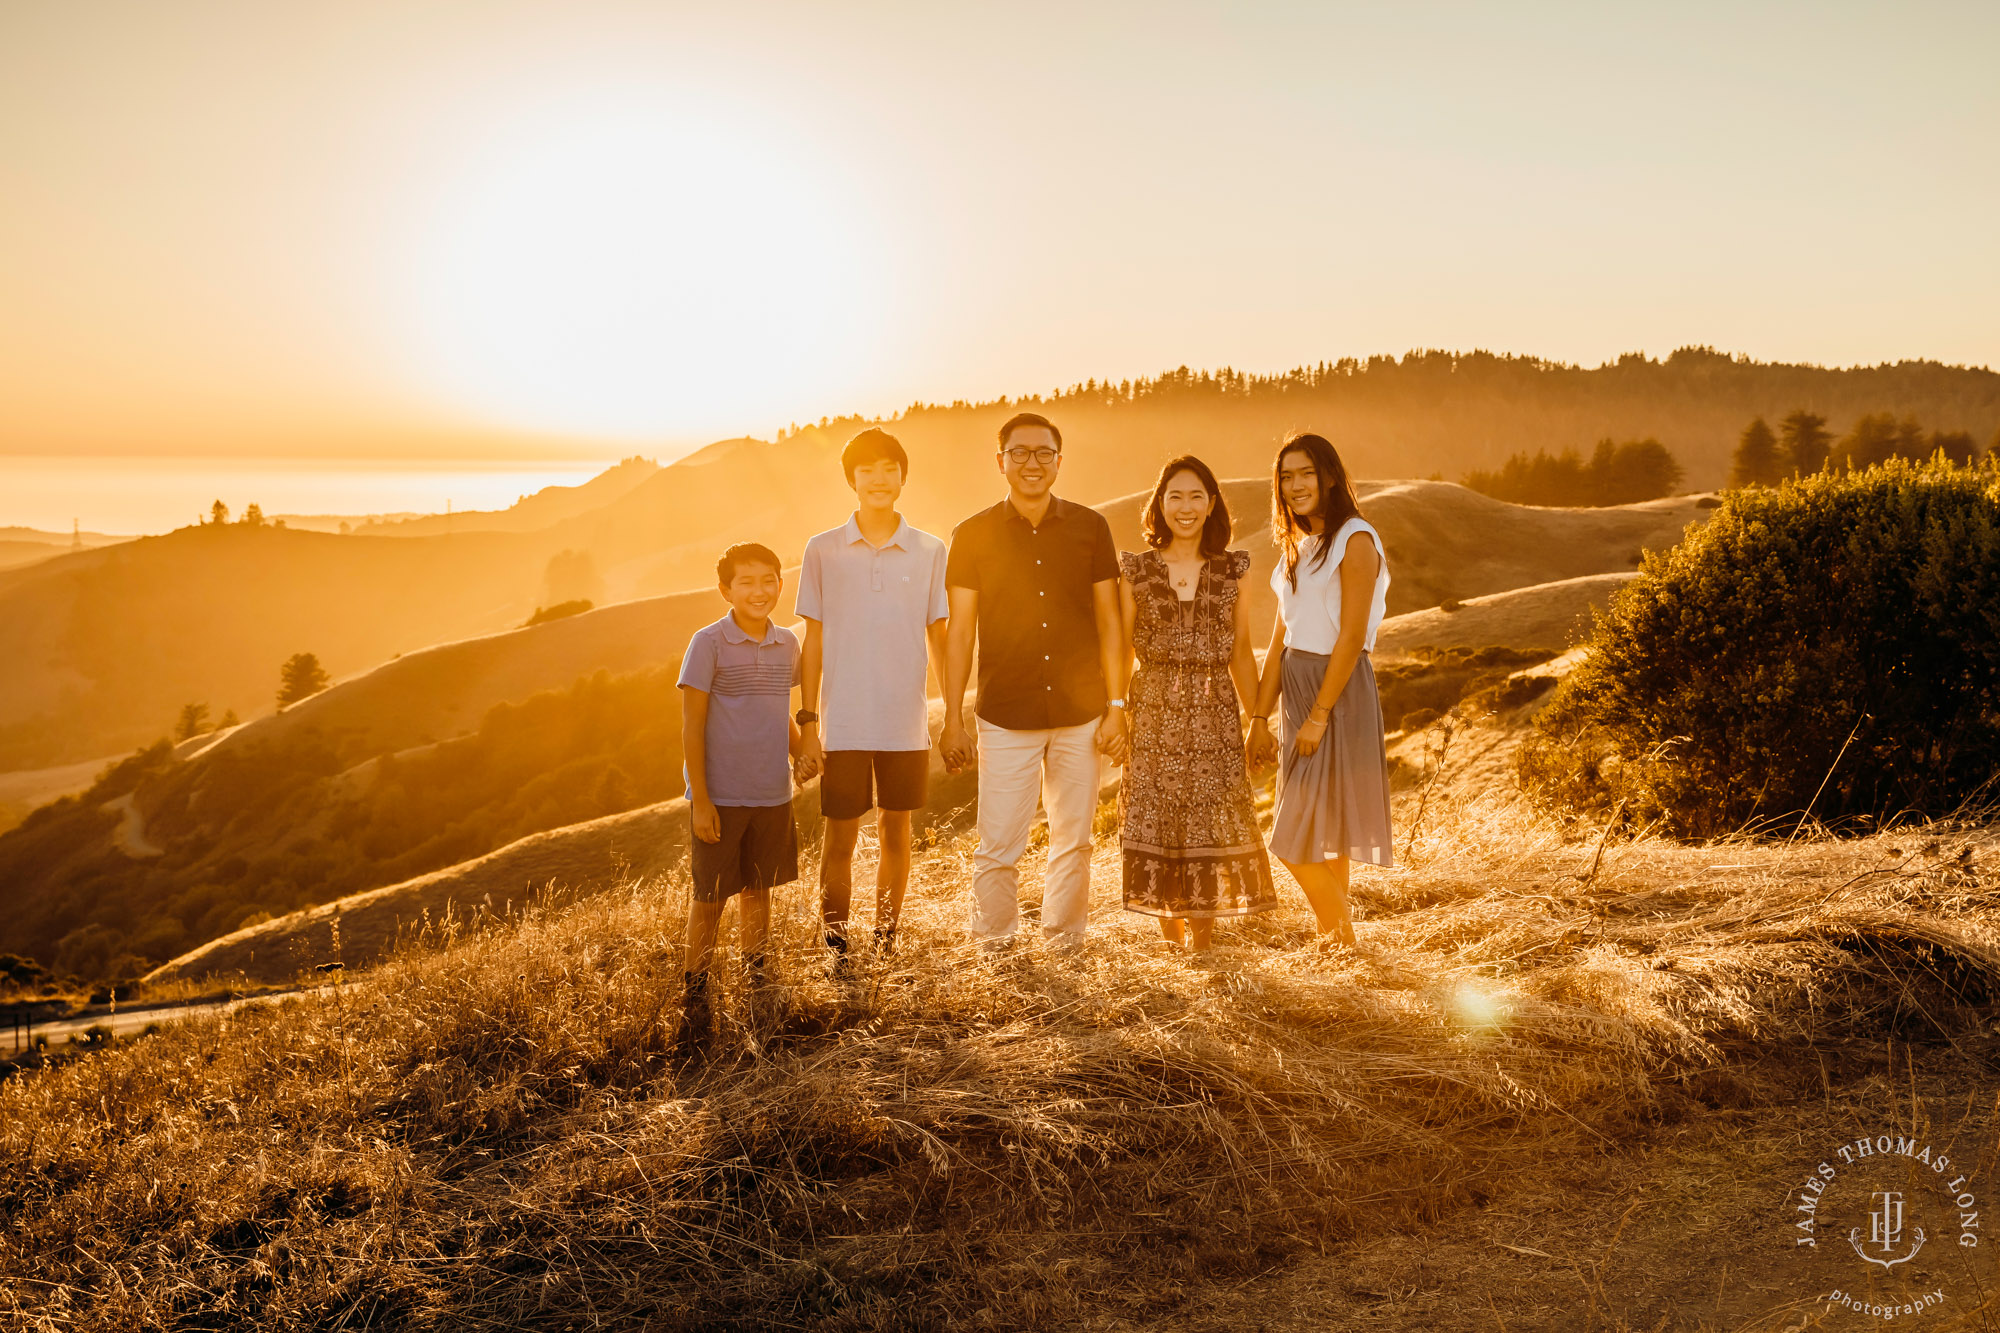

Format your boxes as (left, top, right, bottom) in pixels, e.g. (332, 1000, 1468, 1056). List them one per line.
(1522, 458, 2000, 836)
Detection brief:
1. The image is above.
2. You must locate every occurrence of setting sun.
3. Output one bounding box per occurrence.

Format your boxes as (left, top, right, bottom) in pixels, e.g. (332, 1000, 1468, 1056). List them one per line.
(402, 90, 881, 440)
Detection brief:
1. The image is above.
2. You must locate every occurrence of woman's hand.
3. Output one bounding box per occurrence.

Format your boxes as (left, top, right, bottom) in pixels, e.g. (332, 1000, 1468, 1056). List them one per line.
(1246, 716, 1277, 768)
(1097, 707, 1130, 765)
(1292, 713, 1329, 758)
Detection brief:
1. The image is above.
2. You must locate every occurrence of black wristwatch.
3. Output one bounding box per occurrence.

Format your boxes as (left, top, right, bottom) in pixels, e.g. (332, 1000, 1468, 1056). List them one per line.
(794, 709, 819, 726)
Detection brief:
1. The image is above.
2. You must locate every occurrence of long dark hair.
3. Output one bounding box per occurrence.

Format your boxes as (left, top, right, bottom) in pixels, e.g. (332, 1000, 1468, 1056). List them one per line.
(1271, 432, 1364, 590)
(1142, 455, 1232, 558)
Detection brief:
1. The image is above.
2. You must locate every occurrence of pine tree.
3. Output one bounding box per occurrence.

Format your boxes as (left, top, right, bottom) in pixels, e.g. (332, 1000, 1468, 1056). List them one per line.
(277, 653, 330, 708)
(209, 499, 230, 526)
(1778, 411, 1833, 474)
(1729, 416, 1782, 487)
(174, 702, 211, 742)
(1841, 413, 1901, 469)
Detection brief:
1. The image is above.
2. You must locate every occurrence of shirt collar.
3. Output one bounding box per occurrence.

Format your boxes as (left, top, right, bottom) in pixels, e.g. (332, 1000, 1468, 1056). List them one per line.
(716, 614, 775, 645)
(999, 495, 1068, 528)
(842, 513, 910, 550)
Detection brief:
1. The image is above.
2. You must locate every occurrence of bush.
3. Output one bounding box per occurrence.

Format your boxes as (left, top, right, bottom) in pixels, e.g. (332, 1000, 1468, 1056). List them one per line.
(1522, 458, 2000, 836)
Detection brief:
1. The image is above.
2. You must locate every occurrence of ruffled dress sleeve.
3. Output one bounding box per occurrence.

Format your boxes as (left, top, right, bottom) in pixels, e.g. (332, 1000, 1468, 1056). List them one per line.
(1226, 550, 1252, 581)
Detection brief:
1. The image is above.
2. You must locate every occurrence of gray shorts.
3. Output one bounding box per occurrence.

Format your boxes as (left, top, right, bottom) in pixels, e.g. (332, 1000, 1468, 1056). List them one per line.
(691, 803, 800, 903)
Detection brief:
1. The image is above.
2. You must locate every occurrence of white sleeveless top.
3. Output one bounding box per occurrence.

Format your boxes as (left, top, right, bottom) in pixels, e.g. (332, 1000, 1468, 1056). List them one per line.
(1269, 517, 1391, 654)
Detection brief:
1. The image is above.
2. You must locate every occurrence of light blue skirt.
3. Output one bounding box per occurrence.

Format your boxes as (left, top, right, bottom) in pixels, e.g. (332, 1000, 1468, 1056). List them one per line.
(1269, 649, 1395, 867)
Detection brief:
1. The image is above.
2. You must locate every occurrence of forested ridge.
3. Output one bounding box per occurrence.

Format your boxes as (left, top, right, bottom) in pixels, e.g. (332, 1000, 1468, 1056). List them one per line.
(787, 347, 2000, 496)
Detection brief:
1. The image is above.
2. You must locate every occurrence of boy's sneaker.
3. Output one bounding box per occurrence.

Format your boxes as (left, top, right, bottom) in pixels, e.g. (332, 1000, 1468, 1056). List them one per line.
(670, 972, 711, 1063)
(744, 953, 784, 1050)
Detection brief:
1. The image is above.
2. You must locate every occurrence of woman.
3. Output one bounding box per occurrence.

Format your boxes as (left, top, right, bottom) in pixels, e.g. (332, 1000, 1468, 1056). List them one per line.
(1114, 455, 1277, 951)
(1251, 432, 1393, 946)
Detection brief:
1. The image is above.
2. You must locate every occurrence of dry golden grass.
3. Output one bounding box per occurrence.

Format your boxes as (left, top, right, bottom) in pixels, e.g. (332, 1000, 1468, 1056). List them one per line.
(4, 775, 1998, 1331)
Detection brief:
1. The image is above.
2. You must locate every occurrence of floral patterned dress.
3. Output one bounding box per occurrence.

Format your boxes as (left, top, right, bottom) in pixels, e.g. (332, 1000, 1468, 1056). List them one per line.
(1117, 549, 1277, 919)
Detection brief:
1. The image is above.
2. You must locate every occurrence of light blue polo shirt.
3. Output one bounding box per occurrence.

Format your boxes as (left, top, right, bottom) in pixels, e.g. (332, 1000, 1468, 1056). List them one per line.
(795, 515, 949, 752)
(677, 614, 800, 806)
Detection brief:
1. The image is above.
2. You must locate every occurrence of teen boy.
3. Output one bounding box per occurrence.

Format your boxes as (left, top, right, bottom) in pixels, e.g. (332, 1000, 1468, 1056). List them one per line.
(675, 542, 818, 1054)
(940, 413, 1127, 948)
(796, 428, 949, 971)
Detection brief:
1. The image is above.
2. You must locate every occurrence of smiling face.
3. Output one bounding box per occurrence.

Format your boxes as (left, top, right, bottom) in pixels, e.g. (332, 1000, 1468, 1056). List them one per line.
(1279, 448, 1323, 524)
(849, 456, 904, 512)
(720, 560, 783, 627)
(1159, 468, 1214, 545)
(997, 424, 1061, 501)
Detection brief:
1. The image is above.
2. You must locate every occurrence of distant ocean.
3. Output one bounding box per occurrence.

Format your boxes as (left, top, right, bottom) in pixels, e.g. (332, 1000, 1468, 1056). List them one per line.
(0, 456, 614, 536)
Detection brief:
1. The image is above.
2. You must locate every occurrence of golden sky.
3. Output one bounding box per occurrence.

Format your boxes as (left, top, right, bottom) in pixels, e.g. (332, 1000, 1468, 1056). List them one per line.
(2, 1, 1996, 460)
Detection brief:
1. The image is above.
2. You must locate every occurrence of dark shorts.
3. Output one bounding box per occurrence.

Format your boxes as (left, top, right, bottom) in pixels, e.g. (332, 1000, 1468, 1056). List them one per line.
(691, 803, 800, 903)
(821, 749, 930, 820)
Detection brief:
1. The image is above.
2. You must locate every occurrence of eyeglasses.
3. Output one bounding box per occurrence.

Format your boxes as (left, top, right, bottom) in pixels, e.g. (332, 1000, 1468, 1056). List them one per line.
(1003, 447, 1060, 465)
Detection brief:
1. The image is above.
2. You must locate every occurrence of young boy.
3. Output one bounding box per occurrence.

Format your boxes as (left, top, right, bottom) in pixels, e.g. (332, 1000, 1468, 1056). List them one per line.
(796, 429, 949, 974)
(675, 542, 818, 1054)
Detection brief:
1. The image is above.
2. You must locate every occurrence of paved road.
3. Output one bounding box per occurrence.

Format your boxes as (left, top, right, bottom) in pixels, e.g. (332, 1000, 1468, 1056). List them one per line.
(6, 987, 324, 1055)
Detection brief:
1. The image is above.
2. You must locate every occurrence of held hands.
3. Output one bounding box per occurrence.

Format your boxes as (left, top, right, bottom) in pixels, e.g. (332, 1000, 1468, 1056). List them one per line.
(793, 728, 824, 786)
(1245, 716, 1278, 768)
(1292, 711, 1329, 758)
(939, 717, 976, 774)
(692, 796, 722, 845)
(1096, 707, 1130, 765)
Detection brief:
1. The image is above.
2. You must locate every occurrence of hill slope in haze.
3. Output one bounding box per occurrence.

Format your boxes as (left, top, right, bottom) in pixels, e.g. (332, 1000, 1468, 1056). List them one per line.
(349, 455, 661, 537)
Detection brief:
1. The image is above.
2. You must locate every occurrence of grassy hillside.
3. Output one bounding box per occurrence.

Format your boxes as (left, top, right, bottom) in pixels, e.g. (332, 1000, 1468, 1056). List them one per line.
(0, 524, 550, 770)
(5, 774, 1996, 1330)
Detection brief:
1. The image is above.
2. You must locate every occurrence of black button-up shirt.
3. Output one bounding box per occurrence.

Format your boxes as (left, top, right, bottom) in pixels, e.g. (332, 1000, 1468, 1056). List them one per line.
(946, 495, 1118, 730)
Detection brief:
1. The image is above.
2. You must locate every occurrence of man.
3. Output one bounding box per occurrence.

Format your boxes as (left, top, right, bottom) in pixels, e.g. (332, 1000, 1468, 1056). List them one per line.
(940, 412, 1127, 948)
(796, 428, 950, 971)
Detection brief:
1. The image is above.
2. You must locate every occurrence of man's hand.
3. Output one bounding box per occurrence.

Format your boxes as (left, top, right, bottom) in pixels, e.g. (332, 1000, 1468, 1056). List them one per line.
(939, 716, 974, 773)
(692, 796, 722, 844)
(1096, 707, 1130, 765)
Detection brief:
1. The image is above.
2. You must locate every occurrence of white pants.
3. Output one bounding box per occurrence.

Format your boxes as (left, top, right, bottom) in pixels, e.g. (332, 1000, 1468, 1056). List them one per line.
(970, 717, 1102, 943)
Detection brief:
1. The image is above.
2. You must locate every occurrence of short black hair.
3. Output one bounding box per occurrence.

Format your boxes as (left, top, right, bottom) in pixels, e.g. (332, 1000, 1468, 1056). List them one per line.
(997, 412, 1062, 451)
(841, 428, 909, 483)
(716, 542, 782, 586)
